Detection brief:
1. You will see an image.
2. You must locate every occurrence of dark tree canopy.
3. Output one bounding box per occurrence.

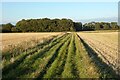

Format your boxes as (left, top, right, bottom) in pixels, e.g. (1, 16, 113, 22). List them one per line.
(82, 22, 119, 31)
(1, 18, 120, 33)
(16, 18, 75, 32)
(74, 22, 82, 31)
(2, 23, 14, 32)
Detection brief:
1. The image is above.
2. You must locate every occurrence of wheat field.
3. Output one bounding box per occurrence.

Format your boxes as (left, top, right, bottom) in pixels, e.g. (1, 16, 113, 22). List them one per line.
(1, 32, 63, 52)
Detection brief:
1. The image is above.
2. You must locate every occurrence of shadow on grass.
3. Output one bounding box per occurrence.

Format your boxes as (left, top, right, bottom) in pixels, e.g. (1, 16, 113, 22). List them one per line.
(77, 34, 119, 79)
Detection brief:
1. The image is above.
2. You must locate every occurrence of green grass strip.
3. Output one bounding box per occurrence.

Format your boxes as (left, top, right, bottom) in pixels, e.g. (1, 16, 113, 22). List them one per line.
(43, 36, 71, 78)
(74, 33, 100, 78)
(61, 33, 76, 78)
(4, 33, 70, 78)
(20, 33, 71, 78)
(3, 33, 68, 78)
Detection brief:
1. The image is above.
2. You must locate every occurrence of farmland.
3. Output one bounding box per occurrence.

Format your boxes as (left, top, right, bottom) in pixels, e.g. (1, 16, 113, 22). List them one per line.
(1, 32, 63, 53)
(77, 32, 119, 73)
(1, 32, 119, 78)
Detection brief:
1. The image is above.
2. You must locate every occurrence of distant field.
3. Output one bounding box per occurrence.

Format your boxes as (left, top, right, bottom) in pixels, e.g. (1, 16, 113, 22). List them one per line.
(80, 30, 119, 33)
(1, 32, 63, 52)
(1, 32, 119, 78)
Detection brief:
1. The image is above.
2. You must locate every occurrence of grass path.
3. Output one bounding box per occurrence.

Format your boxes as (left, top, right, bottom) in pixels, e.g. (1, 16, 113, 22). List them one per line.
(43, 36, 71, 78)
(74, 33, 100, 78)
(61, 33, 77, 78)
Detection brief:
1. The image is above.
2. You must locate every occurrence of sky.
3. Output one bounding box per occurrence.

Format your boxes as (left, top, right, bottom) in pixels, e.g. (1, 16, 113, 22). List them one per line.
(1, 0, 120, 2)
(0, 2, 119, 24)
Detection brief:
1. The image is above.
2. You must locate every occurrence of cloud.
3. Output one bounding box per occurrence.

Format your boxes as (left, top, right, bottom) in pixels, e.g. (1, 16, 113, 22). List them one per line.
(79, 17, 118, 23)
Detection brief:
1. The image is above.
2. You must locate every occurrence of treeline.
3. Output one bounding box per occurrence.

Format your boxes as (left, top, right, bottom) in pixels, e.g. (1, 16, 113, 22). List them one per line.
(1, 18, 120, 33)
(83, 22, 119, 31)
(1, 18, 77, 32)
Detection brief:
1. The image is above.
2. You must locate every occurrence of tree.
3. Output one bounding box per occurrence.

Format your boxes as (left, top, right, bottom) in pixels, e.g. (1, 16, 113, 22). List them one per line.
(111, 22, 119, 30)
(11, 27, 20, 32)
(74, 22, 82, 31)
(103, 24, 110, 30)
(16, 18, 75, 32)
(2, 23, 14, 32)
(0, 25, 2, 33)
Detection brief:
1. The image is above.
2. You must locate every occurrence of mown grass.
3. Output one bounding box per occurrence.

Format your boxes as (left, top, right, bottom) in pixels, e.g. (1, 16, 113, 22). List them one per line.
(3, 33, 71, 78)
(74, 33, 100, 78)
(35, 34, 71, 79)
(2, 33, 66, 63)
(61, 34, 76, 78)
(2, 32, 118, 79)
(43, 35, 71, 78)
(3, 33, 67, 71)
(2, 33, 66, 76)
